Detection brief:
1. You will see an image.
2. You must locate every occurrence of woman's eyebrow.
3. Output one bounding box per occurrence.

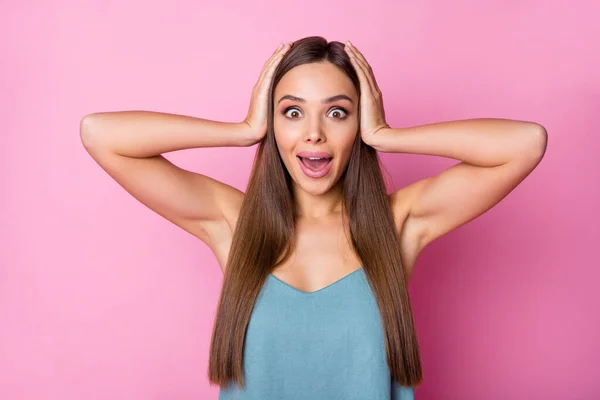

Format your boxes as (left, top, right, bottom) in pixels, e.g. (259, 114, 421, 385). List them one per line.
(277, 94, 353, 105)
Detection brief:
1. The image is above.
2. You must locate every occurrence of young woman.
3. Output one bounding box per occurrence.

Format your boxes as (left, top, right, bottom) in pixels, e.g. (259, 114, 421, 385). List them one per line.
(80, 36, 547, 399)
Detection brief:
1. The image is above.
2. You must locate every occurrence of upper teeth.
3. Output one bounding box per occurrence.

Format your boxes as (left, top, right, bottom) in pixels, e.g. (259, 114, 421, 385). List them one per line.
(307, 157, 323, 160)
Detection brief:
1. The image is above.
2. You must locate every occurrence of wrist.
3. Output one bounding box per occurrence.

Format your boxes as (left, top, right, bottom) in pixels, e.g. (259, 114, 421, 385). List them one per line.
(365, 125, 391, 151)
(235, 121, 263, 146)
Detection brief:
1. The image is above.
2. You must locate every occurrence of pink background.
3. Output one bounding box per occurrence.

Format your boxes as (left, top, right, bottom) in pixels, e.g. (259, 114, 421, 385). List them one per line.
(2, 1, 598, 399)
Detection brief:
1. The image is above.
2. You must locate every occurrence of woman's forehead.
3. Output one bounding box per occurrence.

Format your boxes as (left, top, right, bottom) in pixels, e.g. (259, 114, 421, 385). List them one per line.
(275, 63, 356, 101)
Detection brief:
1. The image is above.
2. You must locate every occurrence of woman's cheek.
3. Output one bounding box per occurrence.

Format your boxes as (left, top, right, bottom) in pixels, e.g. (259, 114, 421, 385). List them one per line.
(276, 125, 302, 145)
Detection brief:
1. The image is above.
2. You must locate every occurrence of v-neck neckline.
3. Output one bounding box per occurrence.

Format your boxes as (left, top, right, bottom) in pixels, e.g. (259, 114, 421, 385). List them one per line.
(268, 267, 364, 295)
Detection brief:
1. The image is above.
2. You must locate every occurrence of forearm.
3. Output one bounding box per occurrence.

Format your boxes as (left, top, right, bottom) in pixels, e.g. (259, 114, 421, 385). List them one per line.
(80, 110, 256, 158)
(368, 118, 547, 167)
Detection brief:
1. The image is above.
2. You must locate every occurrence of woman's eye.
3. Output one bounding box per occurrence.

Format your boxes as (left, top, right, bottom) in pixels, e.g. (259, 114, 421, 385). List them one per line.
(284, 108, 302, 119)
(328, 107, 348, 119)
(282, 107, 348, 119)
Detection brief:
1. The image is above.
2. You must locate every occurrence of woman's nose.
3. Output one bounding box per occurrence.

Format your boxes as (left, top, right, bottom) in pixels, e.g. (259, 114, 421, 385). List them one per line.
(304, 118, 326, 143)
(304, 131, 325, 143)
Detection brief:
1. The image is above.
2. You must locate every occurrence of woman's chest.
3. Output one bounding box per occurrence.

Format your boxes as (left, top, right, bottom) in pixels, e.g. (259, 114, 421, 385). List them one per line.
(271, 219, 364, 293)
(248, 268, 386, 354)
(214, 206, 418, 283)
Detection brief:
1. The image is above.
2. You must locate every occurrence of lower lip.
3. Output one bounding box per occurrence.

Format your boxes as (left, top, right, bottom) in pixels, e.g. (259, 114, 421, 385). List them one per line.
(297, 157, 333, 179)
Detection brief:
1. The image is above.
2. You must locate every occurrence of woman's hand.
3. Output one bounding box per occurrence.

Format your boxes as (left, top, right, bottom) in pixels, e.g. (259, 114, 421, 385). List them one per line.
(243, 42, 292, 144)
(344, 41, 390, 146)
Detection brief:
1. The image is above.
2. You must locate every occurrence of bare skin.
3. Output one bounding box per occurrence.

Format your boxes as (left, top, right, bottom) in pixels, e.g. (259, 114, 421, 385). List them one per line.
(260, 59, 421, 292)
(196, 47, 423, 292)
(81, 41, 545, 294)
(78, 43, 424, 293)
(211, 205, 420, 294)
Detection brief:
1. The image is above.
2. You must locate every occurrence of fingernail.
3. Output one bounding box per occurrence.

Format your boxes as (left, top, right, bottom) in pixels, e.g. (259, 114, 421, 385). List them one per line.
(347, 41, 352, 46)
(278, 43, 283, 49)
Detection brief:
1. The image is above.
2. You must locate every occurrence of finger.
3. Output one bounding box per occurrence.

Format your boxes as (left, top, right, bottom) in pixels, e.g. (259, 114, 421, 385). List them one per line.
(256, 43, 290, 90)
(348, 50, 378, 99)
(350, 49, 379, 95)
(346, 42, 370, 72)
(259, 43, 287, 80)
(264, 43, 291, 82)
(345, 44, 374, 91)
(273, 42, 284, 54)
(346, 43, 381, 94)
(267, 42, 288, 63)
(348, 52, 372, 99)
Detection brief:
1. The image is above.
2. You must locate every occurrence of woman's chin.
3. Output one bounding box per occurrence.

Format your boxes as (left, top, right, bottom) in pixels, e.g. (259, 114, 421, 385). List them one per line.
(293, 173, 339, 195)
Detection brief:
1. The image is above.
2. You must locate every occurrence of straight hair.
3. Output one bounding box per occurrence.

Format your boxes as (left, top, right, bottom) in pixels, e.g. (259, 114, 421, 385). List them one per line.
(208, 35, 422, 389)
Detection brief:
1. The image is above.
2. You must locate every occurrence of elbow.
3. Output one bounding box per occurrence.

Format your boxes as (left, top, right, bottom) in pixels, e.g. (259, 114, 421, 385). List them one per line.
(532, 123, 548, 159)
(80, 113, 102, 150)
(521, 123, 547, 163)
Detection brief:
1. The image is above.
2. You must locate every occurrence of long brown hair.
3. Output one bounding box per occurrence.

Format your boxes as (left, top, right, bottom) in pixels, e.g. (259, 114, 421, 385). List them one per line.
(208, 36, 422, 389)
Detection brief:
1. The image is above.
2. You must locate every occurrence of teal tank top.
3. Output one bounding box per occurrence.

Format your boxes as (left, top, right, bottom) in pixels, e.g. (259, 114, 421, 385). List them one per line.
(218, 267, 415, 400)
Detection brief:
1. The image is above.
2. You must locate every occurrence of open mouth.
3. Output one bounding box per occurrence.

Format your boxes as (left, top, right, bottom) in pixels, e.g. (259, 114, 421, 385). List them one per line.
(296, 156, 333, 178)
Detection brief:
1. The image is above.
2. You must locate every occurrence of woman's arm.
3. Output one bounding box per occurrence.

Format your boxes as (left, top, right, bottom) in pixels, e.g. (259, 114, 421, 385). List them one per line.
(376, 119, 547, 257)
(80, 111, 256, 250)
(368, 118, 546, 166)
(80, 111, 257, 157)
(344, 42, 547, 268)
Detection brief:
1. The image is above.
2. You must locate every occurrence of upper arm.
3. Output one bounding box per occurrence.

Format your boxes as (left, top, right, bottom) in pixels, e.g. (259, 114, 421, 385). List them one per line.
(390, 127, 546, 261)
(392, 145, 545, 257)
(80, 129, 243, 247)
(389, 181, 430, 274)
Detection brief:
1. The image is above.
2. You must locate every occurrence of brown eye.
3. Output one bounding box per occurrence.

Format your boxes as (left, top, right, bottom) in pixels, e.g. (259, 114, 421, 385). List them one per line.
(283, 107, 302, 119)
(328, 107, 348, 119)
(282, 106, 349, 119)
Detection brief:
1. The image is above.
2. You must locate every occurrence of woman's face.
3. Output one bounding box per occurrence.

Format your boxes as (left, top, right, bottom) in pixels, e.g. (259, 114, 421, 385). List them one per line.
(273, 61, 359, 196)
